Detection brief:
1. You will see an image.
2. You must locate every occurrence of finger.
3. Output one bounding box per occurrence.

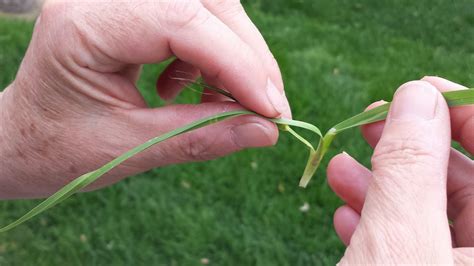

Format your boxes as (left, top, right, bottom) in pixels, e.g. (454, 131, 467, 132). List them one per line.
(328, 151, 474, 247)
(421, 76, 474, 154)
(86, 102, 278, 190)
(327, 154, 474, 247)
(360, 101, 387, 148)
(362, 93, 474, 247)
(448, 149, 474, 247)
(362, 105, 473, 220)
(359, 127, 474, 247)
(120, 64, 142, 84)
(156, 59, 200, 102)
(453, 201, 474, 247)
(200, 88, 233, 103)
(200, 75, 234, 103)
(329, 150, 474, 247)
(327, 152, 371, 213)
(50, 1, 290, 118)
(166, 2, 290, 118)
(447, 149, 474, 219)
(201, 0, 287, 94)
(127, 103, 278, 164)
(454, 248, 474, 265)
(354, 81, 453, 262)
(333, 205, 360, 246)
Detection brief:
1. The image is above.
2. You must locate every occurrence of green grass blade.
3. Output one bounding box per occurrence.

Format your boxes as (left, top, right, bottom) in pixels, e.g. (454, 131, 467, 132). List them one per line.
(285, 126, 315, 151)
(299, 130, 336, 187)
(332, 103, 390, 133)
(0, 110, 255, 232)
(333, 89, 474, 134)
(171, 77, 238, 102)
(0, 110, 323, 232)
(298, 88, 474, 187)
(271, 118, 322, 138)
(443, 89, 474, 106)
(0, 171, 96, 232)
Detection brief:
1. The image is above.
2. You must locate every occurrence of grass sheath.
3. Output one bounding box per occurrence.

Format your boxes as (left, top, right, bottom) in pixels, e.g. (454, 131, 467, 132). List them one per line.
(0, 88, 472, 233)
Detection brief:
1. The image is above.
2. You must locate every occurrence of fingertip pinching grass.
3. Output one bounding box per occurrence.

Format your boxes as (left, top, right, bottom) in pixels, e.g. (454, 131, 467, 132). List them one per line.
(1, 84, 473, 233)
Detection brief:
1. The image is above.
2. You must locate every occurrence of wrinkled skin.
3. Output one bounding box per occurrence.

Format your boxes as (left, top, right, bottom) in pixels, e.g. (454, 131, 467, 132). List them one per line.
(0, 0, 291, 199)
(328, 77, 474, 264)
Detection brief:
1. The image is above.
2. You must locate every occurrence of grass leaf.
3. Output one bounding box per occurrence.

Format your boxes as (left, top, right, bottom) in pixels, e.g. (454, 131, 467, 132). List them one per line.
(0, 111, 321, 232)
(298, 88, 474, 187)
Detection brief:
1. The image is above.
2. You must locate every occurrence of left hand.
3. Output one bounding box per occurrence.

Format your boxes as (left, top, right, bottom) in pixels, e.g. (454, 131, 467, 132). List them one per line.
(0, 0, 290, 199)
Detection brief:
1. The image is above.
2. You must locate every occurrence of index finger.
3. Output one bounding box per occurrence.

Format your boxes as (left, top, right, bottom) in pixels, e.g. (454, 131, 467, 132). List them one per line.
(201, 1, 284, 91)
(52, 1, 289, 118)
(201, 0, 291, 118)
(165, 3, 289, 118)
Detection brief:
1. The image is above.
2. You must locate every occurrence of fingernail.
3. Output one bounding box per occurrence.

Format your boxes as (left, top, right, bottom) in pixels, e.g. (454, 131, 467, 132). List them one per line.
(421, 75, 432, 80)
(266, 78, 291, 118)
(231, 122, 274, 148)
(390, 82, 438, 120)
(280, 92, 293, 119)
(282, 107, 293, 119)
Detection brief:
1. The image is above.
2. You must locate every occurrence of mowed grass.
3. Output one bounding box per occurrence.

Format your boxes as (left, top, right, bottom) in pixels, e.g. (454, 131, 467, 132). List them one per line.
(0, 1, 473, 265)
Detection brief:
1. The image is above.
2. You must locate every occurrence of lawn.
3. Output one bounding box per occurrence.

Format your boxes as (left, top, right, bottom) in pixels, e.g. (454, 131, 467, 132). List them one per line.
(0, 0, 473, 265)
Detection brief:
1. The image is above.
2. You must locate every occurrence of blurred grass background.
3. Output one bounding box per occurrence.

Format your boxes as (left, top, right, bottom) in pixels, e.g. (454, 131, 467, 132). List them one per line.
(0, 0, 473, 265)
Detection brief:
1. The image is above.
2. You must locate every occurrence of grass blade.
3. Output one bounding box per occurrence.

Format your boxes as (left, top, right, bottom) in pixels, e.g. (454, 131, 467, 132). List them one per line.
(0, 110, 322, 232)
(0, 110, 251, 232)
(271, 118, 322, 138)
(298, 88, 474, 187)
(284, 126, 315, 151)
(333, 89, 474, 134)
(299, 129, 336, 187)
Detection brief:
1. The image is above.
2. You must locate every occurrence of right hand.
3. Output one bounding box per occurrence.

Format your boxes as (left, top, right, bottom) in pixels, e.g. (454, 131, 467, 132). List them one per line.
(327, 77, 473, 264)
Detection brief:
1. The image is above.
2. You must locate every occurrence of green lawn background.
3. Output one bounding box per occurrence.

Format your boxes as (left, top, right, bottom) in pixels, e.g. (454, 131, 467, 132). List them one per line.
(0, 0, 473, 265)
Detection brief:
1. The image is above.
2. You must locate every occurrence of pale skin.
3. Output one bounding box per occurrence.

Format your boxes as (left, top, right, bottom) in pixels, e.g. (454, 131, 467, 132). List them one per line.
(0, 1, 472, 264)
(0, 0, 291, 198)
(328, 77, 474, 264)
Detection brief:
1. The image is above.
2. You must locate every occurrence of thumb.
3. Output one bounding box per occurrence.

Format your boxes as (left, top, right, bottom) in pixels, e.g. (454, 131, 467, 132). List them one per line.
(80, 102, 278, 191)
(347, 81, 453, 263)
(115, 102, 277, 168)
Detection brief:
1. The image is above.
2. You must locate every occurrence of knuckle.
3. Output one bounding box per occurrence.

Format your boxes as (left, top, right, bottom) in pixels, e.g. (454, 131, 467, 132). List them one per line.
(162, 0, 210, 30)
(210, 0, 244, 15)
(36, 0, 80, 62)
(371, 136, 443, 187)
(372, 134, 438, 169)
(208, 43, 258, 80)
(235, 44, 260, 70)
(398, 80, 433, 91)
(41, 0, 67, 18)
(448, 184, 474, 213)
(39, 0, 69, 29)
(266, 54, 280, 71)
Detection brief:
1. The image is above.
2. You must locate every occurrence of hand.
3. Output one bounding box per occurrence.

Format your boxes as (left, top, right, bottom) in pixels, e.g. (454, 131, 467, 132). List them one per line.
(0, 0, 291, 199)
(327, 77, 474, 264)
